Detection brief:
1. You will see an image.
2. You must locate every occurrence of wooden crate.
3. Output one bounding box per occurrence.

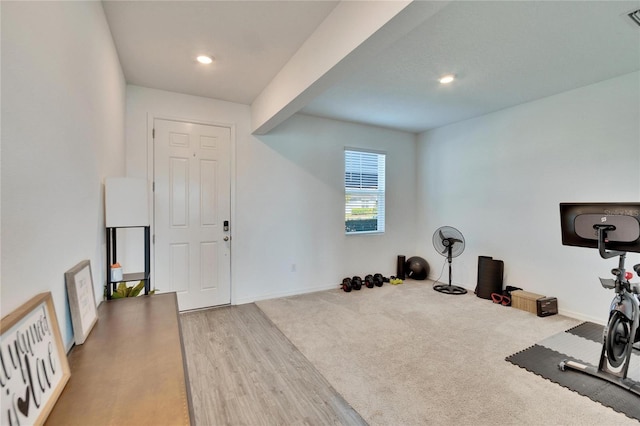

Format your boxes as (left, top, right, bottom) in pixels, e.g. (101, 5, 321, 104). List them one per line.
(511, 290, 545, 314)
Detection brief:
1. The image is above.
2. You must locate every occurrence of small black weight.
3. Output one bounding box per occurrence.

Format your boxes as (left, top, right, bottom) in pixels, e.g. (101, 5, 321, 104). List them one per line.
(373, 273, 384, 287)
(351, 276, 362, 290)
(364, 275, 375, 288)
(341, 277, 352, 292)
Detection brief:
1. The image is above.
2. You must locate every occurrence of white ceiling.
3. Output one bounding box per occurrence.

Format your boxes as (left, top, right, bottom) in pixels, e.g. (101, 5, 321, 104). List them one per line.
(103, 1, 640, 134)
(302, 1, 640, 132)
(102, 0, 340, 104)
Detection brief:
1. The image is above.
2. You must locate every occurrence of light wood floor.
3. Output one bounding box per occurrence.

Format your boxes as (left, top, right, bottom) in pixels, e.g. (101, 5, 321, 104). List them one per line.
(180, 304, 366, 425)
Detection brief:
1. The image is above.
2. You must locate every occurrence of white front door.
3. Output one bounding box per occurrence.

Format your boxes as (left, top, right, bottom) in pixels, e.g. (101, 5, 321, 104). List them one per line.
(153, 118, 231, 311)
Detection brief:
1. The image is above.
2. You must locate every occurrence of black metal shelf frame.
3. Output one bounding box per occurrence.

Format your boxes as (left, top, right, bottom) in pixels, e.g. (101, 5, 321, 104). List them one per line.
(106, 226, 150, 299)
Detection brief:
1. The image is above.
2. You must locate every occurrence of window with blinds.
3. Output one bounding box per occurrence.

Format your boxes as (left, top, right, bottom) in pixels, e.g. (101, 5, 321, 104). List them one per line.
(345, 149, 386, 234)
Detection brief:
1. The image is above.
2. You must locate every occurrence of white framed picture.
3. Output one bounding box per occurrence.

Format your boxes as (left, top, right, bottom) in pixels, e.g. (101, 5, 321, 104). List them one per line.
(65, 260, 98, 345)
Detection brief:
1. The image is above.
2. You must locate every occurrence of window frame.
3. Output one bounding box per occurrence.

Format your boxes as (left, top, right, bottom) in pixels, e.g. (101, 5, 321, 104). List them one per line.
(344, 148, 386, 235)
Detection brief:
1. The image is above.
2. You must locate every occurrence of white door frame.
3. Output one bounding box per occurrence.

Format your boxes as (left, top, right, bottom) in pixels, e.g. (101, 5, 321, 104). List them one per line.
(146, 113, 237, 305)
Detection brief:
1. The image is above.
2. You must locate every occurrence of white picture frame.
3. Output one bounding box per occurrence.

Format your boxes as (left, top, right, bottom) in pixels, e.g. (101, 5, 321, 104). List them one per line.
(64, 260, 98, 345)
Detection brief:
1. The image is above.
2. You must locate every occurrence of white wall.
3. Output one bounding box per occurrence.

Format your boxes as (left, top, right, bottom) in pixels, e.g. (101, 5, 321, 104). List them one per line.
(1, 1, 126, 347)
(253, 114, 417, 301)
(417, 72, 640, 323)
(126, 86, 417, 304)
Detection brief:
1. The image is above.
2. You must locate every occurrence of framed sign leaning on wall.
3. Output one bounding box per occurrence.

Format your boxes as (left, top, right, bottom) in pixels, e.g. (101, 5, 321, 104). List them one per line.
(0, 292, 71, 425)
(64, 260, 98, 345)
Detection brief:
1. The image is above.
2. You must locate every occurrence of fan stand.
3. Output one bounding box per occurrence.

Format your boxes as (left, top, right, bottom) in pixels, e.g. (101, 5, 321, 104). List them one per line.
(433, 244, 467, 295)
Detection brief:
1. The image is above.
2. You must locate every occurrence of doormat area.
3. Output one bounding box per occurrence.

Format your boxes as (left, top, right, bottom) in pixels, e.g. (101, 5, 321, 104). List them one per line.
(506, 322, 640, 421)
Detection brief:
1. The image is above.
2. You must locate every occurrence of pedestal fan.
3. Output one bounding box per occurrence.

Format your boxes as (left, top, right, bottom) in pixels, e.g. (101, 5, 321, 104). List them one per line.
(433, 226, 467, 295)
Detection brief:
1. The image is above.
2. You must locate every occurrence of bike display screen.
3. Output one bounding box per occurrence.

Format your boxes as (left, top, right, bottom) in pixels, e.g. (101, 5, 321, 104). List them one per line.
(560, 203, 640, 253)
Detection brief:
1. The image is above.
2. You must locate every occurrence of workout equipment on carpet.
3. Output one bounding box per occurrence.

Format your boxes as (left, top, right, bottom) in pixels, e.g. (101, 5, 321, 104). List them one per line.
(476, 256, 504, 299)
(364, 274, 385, 288)
(405, 256, 430, 280)
(351, 276, 363, 291)
(372, 273, 385, 287)
(396, 255, 406, 280)
(432, 226, 467, 295)
(363, 275, 375, 288)
(490, 285, 522, 307)
(558, 202, 640, 397)
(507, 321, 640, 421)
(341, 277, 353, 292)
(340, 274, 387, 292)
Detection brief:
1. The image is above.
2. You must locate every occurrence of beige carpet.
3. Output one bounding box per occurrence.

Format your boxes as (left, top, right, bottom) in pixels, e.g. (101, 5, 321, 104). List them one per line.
(256, 280, 638, 425)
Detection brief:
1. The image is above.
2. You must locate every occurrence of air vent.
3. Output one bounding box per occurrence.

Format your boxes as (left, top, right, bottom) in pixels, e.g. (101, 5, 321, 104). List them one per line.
(629, 9, 640, 27)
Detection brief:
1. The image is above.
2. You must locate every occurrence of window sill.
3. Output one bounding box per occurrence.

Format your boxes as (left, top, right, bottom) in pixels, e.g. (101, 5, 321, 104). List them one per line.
(345, 231, 385, 236)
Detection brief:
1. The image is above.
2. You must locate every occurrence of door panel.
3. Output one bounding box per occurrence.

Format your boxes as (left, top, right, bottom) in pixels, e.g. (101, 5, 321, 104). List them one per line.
(200, 160, 217, 225)
(200, 242, 217, 290)
(170, 157, 189, 227)
(154, 119, 231, 311)
(170, 243, 189, 293)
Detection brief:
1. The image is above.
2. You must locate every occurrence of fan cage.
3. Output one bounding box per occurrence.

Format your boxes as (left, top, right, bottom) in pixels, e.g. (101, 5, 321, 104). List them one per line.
(432, 226, 465, 258)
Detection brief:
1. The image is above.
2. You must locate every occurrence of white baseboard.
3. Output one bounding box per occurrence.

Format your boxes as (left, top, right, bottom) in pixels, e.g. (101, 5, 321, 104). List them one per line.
(558, 308, 606, 325)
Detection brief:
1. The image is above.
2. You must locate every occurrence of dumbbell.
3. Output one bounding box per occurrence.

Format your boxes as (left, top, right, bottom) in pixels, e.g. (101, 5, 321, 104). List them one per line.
(389, 275, 403, 285)
(373, 273, 385, 287)
(363, 275, 375, 288)
(351, 276, 363, 290)
(340, 277, 352, 292)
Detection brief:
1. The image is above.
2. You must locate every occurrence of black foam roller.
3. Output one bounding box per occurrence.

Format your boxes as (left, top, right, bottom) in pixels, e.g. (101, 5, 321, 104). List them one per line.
(397, 255, 406, 280)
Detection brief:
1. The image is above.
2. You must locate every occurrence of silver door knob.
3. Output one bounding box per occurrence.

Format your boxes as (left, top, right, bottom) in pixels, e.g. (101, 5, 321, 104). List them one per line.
(223, 236, 229, 241)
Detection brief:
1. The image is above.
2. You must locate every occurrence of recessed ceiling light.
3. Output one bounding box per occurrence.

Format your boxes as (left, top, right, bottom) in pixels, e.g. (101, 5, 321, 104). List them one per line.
(196, 55, 213, 64)
(439, 74, 455, 84)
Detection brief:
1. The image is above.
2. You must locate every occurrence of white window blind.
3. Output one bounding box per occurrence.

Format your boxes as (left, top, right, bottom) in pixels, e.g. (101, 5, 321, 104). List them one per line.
(345, 149, 385, 234)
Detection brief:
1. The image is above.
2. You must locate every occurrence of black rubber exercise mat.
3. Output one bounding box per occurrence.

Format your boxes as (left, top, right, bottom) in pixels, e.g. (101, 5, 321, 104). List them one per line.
(506, 322, 640, 421)
(566, 321, 606, 342)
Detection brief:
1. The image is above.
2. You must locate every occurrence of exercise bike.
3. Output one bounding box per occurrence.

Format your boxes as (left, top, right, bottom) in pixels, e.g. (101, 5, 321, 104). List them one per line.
(559, 223, 640, 396)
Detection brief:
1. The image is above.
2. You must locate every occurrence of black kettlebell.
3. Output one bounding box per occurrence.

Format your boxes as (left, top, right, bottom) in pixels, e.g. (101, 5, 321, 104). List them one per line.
(363, 275, 375, 288)
(341, 277, 352, 292)
(373, 273, 385, 287)
(351, 276, 363, 290)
